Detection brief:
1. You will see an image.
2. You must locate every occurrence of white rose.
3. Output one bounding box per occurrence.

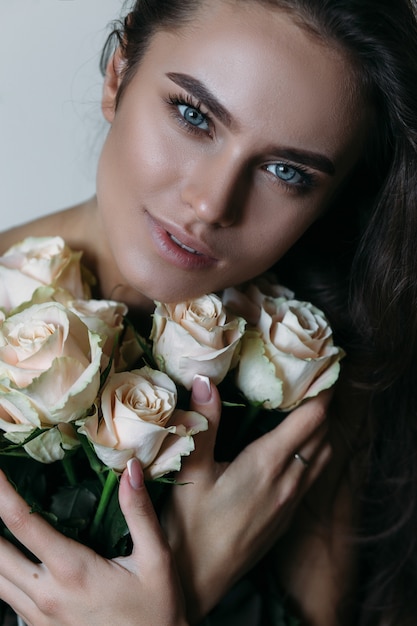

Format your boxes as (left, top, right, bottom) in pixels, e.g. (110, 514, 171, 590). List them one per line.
(17, 287, 141, 372)
(151, 294, 245, 389)
(78, 366, 208, 479)
(0, 301, 102, 460)
(235, 295, 344, 410)
(0, 236, 91, 313)
(222, 276, 293, 325)
(65, 298, 133, 369)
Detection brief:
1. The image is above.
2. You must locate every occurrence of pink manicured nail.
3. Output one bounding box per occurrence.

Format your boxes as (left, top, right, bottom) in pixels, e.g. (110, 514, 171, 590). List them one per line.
(192, 374, 212, 403)
(127, 458, 143, 490)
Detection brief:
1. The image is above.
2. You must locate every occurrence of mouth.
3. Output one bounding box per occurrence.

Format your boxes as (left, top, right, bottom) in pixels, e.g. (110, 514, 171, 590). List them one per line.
(146, 212, 218, 270)
(168, 233, 203, 256)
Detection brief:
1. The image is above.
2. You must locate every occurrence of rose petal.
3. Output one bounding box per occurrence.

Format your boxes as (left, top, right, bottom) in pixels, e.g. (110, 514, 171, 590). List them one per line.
(270, 347, 343, 410)
(145, 434, 195, 479)
(0, 383, 42, 431)
(23, 424, 79, 464)
(298, 359, 342, 405)
(24, 340, 101, 424)
(89, 440, 135, 473)
(167, 409, 208, 436)
(236, 331, 284, 409)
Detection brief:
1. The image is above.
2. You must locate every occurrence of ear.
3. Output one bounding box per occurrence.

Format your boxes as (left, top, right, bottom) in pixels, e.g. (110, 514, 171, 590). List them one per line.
(101, 48, 126, 123)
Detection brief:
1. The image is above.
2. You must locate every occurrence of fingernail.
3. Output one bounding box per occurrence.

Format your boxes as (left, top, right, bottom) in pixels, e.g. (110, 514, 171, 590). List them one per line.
(127, 458, 143, 490)
(192, 374, 212, 404)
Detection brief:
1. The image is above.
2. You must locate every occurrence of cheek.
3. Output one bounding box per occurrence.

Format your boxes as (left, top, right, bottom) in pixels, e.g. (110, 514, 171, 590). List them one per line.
(228, 201, 326, 286)
(98, 114, 181, 205)
(241, 209, 317, 265)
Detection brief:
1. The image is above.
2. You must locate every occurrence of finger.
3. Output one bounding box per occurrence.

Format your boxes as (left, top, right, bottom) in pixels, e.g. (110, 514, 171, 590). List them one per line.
(118, 459, 171, 570)
(302, 441, 333, 492)
(0, 534, 41, 594)
(0, 569, 37, 625)
(0, 534, 53, 626)
(288, 419, 329, 476)
(0, 470, 82, 572)
(285, 391, 334, 481)
(270, 441, 333, 539)
(177, 375, 222, 480)
(289, 434, 333, 490)
(0, 575, 35, 623)
(246, 389, 332, 466)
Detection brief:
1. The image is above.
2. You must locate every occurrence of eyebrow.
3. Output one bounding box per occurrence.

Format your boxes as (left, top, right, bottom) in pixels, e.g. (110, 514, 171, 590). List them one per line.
(269, 148, 336, 176)
(166, 71, 336, 177)
(167, 71, 233, 127)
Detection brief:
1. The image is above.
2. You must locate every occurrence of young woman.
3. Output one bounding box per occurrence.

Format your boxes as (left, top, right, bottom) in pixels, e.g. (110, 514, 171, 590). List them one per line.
(1, 0, 417, 624)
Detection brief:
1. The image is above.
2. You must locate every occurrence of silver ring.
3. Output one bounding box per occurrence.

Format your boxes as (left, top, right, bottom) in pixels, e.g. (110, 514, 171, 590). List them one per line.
(294, 452, 310, 468)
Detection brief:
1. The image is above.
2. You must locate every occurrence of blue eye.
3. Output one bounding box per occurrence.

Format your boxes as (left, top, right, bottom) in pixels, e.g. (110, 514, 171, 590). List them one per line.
(177, 104, 209, 131)
(266, 163, 305, 185)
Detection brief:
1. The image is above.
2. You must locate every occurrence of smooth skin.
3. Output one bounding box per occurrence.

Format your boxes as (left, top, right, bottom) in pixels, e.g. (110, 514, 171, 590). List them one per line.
(0, 1, 369, 624)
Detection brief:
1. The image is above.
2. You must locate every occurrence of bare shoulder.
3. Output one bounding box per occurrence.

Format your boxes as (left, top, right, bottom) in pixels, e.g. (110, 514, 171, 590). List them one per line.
(0, 200, 96, 255)
(0, 214, 61, 254)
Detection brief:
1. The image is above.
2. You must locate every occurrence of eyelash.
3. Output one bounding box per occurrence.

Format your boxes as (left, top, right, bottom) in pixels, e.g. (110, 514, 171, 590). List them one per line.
(264, 162, 318, 193)
(165, 93, 213, 137)
(165, 93, 318, 193)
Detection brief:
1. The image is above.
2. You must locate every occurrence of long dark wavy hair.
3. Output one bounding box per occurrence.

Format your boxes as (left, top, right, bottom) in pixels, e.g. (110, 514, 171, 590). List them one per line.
(101, 1, 417, 624)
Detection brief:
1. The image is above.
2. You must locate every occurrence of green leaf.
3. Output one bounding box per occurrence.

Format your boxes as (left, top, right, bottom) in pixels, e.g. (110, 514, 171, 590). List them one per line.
(50, 485, 97, 524)
(0, 427, 51, 453)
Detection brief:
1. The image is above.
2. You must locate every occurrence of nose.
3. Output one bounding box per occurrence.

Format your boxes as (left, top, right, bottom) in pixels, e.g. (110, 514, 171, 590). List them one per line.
(180, 149, 248, 227)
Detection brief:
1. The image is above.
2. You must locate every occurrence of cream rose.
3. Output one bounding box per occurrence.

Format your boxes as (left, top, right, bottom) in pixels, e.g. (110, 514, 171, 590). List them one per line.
(78, 366, 208, 479)
(74, 300, 146, 373)
(0, 236, 91, 313)
(229, 282, 344, 410)
(65, 298, 135, 369)
(151, 294, 245, 389)
(223, 276, 293, 325)
(0, 301, 102, 460)
(17, 287, 140, 372)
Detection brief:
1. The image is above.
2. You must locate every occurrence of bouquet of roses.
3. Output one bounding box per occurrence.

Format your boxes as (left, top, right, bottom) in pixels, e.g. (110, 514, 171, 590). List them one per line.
(0, 236, 344, 564)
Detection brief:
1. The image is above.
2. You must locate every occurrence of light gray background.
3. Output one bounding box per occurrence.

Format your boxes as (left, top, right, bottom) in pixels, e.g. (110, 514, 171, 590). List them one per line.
(0, 0, 127, 230)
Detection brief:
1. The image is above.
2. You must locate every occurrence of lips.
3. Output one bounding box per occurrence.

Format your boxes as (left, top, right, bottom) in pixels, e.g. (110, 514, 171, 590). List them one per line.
(168, 233, 202, 255)
(145, 212, 218, 270)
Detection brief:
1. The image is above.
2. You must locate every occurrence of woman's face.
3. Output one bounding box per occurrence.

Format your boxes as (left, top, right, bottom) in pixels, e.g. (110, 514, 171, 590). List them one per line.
(97, 0, 369, 305)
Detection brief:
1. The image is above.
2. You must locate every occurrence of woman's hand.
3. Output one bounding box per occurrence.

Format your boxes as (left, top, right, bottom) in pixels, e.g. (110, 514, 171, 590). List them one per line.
(0, 376, 332, 626)
(163, 375, 333, 623)
(0, 463, 188, 626)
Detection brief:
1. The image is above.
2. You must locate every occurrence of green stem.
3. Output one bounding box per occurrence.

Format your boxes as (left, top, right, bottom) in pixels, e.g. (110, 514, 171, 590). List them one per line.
(237, 403, 262, 440)
(0, 450, 31, 458)
(61, 456, 77, 486)
(89, 470, 118, 539)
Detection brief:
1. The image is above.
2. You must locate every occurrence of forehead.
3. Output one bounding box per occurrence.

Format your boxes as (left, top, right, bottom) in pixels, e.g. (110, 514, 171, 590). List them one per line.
(135, 0, 367, 170)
